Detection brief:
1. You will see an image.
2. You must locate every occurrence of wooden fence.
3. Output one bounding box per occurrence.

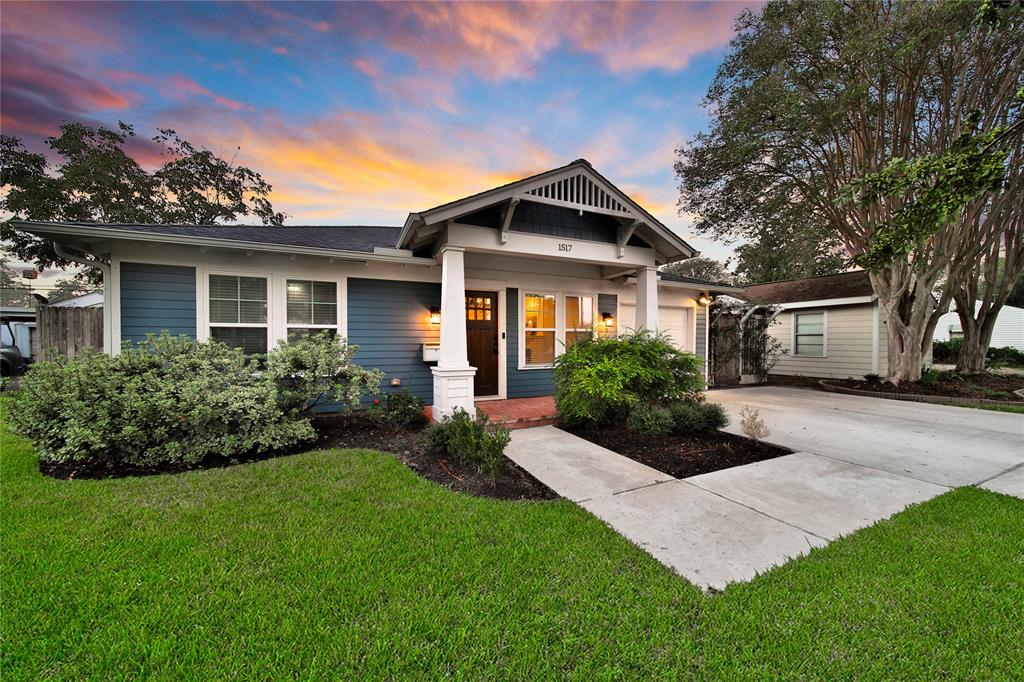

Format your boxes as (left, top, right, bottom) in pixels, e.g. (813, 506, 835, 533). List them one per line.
(36, 306, 104, 361)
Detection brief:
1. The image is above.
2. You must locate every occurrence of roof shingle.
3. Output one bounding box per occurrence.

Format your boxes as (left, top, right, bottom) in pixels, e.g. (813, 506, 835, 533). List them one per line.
(743, 271, 874, 304)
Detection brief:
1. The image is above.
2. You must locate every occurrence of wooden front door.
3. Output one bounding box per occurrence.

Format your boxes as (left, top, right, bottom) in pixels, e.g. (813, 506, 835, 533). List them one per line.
(465, 291, 499, 396)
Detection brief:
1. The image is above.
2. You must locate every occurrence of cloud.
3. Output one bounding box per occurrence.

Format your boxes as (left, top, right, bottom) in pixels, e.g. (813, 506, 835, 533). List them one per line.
(165, 75, 252, 112)
(366, 1, 748, 81)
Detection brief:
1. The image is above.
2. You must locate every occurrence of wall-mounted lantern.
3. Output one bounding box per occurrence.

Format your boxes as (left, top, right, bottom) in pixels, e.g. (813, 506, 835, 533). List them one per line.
(429, 306, 442, 325)
(698, 293, 714, 306)
(601, 312, 615, 328)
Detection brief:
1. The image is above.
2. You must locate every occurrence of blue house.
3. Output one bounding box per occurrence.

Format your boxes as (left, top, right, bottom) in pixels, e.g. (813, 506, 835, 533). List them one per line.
(14, 160, 739, 418)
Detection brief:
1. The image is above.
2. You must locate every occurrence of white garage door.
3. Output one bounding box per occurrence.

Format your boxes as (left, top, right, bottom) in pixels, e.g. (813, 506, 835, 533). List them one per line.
(616, 304, 691, 351)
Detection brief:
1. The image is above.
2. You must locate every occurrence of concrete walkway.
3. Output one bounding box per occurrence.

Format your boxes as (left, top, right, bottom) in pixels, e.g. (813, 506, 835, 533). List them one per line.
(505, 390, 1023, 591)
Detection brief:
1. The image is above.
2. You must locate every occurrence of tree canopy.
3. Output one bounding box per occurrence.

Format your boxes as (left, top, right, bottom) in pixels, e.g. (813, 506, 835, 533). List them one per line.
(660, 256, 733, 284)
(676, 0, 1023, 381)
(0, 121, 285, 280)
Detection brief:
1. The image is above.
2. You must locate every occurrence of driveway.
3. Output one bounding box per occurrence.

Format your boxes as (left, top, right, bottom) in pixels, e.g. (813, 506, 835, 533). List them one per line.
(712, 386, 1024, 489)
(505, 388, 1023, 591)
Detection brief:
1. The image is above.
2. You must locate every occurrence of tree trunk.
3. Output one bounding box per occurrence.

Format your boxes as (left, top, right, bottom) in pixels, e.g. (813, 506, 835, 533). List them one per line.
(955, 301, 999, 374)
(873, 270, 937, 383)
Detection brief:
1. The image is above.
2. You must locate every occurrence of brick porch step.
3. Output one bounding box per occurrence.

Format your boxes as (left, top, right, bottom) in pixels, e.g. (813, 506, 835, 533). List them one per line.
(424, 396, 560, 430)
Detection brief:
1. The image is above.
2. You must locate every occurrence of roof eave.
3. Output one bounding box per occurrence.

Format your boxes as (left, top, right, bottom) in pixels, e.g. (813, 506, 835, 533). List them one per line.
(10, 221, 435, 267)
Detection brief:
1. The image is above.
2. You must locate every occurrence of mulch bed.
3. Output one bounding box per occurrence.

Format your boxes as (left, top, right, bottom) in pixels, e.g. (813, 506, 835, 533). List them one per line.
(38, 414, 558, 502)
(565, 424, 791, 479)
(313, 414, 557, 501)
(828, 372, 1024, 402)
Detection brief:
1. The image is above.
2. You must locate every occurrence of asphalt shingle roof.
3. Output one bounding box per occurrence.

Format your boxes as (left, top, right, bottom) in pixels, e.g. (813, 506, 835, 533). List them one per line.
(743, 271, 874, 304)
(50, 223, 403, 253)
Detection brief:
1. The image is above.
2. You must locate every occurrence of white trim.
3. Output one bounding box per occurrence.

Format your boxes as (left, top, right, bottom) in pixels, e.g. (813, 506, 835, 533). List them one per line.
(198, 269, 273, 351)
(776, 295, 875, 310)
(109, 258, 122, 355)
(791, 309, 828, 358)
(871, 301, 880, 374)
(497, 288, 507, 399)
(519, 289, 558, 370)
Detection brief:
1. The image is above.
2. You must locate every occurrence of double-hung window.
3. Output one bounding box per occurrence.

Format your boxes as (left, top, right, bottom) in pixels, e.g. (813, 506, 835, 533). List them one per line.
(565, 295, 594, 348)
(286, 279, 338, 342)
(208, 274, 269, 354)
(794, 311, 825, 357)
(523, 293, 556, 367)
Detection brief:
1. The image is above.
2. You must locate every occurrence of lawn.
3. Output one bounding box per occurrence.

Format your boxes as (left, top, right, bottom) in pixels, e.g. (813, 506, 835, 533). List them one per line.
(2, 427, 1023, 679)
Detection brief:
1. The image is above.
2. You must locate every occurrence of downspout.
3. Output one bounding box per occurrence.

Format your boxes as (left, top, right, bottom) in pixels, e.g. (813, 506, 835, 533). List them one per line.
(53, 242, 114, 355)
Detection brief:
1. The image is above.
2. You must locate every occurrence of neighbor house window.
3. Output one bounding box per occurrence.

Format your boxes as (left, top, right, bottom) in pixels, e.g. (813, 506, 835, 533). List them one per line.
(523, 293, 556, 366)
(208, 274, 269, 354)
(565, 295, 594, 348)
(794, 311, 825, 357)
(286, 279, 338, 342)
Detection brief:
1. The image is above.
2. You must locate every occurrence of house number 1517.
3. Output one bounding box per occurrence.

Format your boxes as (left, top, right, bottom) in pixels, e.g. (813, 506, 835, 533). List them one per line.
(558, 243, 573, 252)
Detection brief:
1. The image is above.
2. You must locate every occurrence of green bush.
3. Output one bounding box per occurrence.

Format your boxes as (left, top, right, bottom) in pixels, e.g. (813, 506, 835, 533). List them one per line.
(10, 333, 383, 468)
(625, 403, 673, 437)
(369, 388, 425, 429)
(932, 338, 962, 364)
(265, 333, 383, 413)
(987, 346, 1024, 366)
(552, 329, 705, 426)
(668, 400, 729, 433)
(424, 408, 511, 477)
(920, 366, 941, 385)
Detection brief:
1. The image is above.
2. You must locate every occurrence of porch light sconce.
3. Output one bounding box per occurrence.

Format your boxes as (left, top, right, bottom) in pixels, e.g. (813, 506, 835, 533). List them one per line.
(428, 307, 441, 325)
(698, 293, 714, 306)
(601, 312, 615, 328)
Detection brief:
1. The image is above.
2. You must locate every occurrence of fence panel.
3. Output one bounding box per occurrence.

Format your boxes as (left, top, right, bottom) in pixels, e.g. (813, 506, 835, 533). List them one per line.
(36, 306, 104, 361)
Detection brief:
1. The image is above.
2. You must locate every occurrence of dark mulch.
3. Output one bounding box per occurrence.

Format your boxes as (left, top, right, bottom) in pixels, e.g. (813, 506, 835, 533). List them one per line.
(565, 424, 791, 479)
(38, 414, 558, 501)
(311, 414, 557, 501)
(829, 372, 1024, 402)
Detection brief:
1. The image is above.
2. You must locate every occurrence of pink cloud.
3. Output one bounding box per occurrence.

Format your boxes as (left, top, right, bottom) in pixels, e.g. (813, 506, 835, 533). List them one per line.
(165, 75, 251, 111)
(272, 46, 289, 55)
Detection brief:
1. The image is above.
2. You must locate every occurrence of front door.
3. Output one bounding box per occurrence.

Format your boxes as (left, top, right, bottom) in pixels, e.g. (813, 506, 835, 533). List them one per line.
(465, 291, 499, 396)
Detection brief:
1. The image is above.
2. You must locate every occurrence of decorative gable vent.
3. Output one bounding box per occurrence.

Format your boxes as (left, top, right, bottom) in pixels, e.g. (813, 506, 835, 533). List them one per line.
(524, 172, 631, 216)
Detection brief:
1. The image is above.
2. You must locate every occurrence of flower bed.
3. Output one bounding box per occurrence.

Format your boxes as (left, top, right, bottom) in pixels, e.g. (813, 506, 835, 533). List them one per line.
(820, 373, 1024, 407)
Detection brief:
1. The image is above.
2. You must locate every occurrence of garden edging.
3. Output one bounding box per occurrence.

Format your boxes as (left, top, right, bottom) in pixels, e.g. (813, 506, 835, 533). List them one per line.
(818, 380, 1024, 408)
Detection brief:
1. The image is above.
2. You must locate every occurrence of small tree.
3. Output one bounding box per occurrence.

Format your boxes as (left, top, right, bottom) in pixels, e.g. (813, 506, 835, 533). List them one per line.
(660, 257, 733, 284)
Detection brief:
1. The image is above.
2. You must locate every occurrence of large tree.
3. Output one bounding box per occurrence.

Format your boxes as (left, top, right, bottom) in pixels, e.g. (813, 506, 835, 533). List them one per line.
(677, 0, 1023, 382)
(1, 121, 285, 281)
(660, 256, 733, 284)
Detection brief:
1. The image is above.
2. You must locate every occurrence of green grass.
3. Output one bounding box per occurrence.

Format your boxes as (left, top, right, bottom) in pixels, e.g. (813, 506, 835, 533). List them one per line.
(3, 429, 1023, 679)
(969, 402, 1024, 414)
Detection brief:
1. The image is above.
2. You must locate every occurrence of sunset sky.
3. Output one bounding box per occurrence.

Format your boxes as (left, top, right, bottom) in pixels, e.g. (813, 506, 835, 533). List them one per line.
(1, 0, 756, 281)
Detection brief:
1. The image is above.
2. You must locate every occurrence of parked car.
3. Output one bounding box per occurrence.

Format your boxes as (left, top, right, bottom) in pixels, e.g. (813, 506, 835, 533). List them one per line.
(2, 318, 29, 377)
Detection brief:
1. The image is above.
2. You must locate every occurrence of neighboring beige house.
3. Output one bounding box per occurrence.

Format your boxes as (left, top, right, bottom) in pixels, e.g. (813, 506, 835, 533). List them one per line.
(744, 271, 891, 380)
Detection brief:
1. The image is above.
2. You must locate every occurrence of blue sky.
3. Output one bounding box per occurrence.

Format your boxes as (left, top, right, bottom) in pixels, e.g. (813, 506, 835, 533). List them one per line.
(2, 1, 757, 267)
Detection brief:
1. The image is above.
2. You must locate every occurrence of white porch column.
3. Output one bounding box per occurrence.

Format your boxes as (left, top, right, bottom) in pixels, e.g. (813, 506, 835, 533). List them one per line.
(636, 266, 659, 331)
(431, 246, 476, 420)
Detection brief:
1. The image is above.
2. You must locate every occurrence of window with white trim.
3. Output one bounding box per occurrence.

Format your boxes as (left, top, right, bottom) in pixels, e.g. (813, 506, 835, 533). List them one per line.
(208, 274, 269, 354)
(565, 294, 594, 348)
(794, 311, 825, 357)
(286, 279, 338, 342)
(523, 292, 556, 366)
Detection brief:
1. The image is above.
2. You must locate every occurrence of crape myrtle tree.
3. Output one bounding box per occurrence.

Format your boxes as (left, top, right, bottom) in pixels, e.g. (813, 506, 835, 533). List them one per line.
(0, 121, 285, 283)
(676, 0, 1023, 382)
(660, 256, 734, 284)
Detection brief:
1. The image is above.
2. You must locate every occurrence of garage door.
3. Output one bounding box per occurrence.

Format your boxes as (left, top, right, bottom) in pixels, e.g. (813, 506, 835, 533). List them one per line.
(616, 304, 691, 351)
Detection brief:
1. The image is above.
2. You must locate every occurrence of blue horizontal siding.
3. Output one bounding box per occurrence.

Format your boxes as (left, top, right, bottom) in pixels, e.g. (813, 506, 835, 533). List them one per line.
(120, 262, 196, 344)
(347, 278, 440, 404)
(506, 287, 554, 398)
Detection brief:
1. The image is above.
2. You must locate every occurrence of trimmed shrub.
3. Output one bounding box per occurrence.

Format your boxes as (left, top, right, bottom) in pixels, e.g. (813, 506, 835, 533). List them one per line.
(425, 408, 511, 477)
(668, 400, 729, 433)
(625, 403, 673, 437)
(553, 329, 705, 427)
(10, 333, 383, 468)
(265, 333, 383, 413)
(987, 346, 1024, 366)
(369, 388, 426, 429)
(932, 338, 962, 364)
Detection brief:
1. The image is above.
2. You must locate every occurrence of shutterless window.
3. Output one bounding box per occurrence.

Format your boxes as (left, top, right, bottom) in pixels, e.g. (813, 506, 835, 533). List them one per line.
(794, 312, 825, 357)
(523, 293, 555, 366)
(208, 274, 268, 354)
(565, 295, 594, 348)
(286, 280, 338, 342)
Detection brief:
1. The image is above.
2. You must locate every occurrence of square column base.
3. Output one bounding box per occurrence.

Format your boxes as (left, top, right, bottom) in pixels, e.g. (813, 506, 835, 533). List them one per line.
(431, 366, 477, 421)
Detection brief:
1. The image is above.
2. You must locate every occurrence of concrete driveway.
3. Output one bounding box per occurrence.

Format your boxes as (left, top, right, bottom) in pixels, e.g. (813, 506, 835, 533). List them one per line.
(505, 388, 1023, 591)
(712, 386, 1024, 490)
